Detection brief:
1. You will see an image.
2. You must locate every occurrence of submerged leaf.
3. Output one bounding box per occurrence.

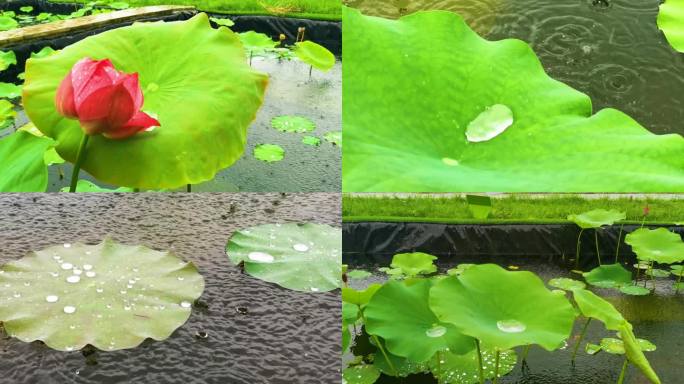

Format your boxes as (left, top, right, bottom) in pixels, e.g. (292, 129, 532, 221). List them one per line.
(0, 239, 204, 351)
(294, 41, 335, 72)
(254, 143, 285, 162)
(226, 223, 341, 292)
(567, 209, 626, 229)
(625, 227, 684, 264)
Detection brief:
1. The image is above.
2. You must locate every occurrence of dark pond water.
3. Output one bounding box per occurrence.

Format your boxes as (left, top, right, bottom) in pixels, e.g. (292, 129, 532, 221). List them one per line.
(0, 193, 341, 384)
(343, 0, 684, 135)
(344, 254, 684, 384)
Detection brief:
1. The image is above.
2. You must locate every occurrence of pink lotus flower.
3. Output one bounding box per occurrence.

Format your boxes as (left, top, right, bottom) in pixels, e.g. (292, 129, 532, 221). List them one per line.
(55, 58, 159, 139)
(643, 204, 650, 217)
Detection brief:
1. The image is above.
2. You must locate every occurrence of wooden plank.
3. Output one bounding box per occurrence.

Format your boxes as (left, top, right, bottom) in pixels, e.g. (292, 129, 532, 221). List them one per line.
(0, 5, 196, 47)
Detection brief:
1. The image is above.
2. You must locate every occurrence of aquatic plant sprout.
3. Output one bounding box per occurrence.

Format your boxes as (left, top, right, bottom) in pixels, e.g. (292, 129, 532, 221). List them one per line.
(226, 223, 341, 292)
(22, 13, 268, 189)
(0, 239, 204, 351)
(658, 0, 684, 52)
(342, 6, 684, 192)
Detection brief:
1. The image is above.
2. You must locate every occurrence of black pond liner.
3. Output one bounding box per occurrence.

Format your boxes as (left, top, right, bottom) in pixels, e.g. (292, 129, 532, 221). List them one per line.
(343, 220, 684, 384)
(0, 193, 341, 384)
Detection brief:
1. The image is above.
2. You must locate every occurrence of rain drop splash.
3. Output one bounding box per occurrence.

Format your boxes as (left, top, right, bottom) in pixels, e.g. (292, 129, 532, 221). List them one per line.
(46, 295, 59, 303)
(63, 306, 76, 314)
(66, 275, 80, 284)
(247, 251, 274, 263)
(465, 104, 514, 143)
(497, 319, 526, 333)
(293, 243, 309, 252)
(426, 325, 447, 338)
(180, 301, 192, 309)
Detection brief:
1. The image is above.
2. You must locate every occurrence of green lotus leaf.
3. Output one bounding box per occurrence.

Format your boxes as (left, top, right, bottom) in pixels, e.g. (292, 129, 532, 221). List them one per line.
(343, 364, 381, 384)
(210, 17, 235, 27)
(0, 131, 55, 192)
(373, 350, 429, 377)
(347, 269, 372, 280)
(658, 0, 684, 52)
(343, 325, 351, 353)
(365, 279, 475, 362)
(548, 277, 586, 291)
(585, 342, 602, 355)
(583, 264, 632, 289)
(254, 143, 285, 162)
(0, 82, 22, 99)
(302, 135, 321, 146)
(19, 6, 34, 13)
(59, 179, 134, 193)
(239, 31, 278, 54)
(342, 284, 382, 307)
(36, 12, 51, 21)
(619, 285, 651, 296)
(625, 228, 684, 264)
(567, 209, 626, 229)
(0, 238, 204, 351)
(600, 337, 625, 355)
(271, 115, 316, 133)
(0, 50, 17, 72)
(670, 265, 684, 276)
(342, 7, 684, 192)
(44, 147, 65, 166)
(645, 268, 670, 278)
(430, 264, 576, 351)
(446, 263, 476, 276)
(22, 14, 268, 189)
(324, 130, 342, 147)
(429, 346, 517, 384)
(0, 99, 15, 126)
(0, 16, 18, 31)
(572, 289, 626, 331)
(343, 301, 360, 324)
(618, 324, 661, 384)
(390, 252, 437, 277)
(226, 223, 341, 292)
(30, 46, 56, 59)
(108, 2, 130, 10)
(294, 41, 335, 72)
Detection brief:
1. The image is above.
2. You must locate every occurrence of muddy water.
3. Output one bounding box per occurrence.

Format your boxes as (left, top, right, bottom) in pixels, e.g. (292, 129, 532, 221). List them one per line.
(344, 255, 684, 384)
(343, 0, 684, 135)
(0, 193, 341, 383)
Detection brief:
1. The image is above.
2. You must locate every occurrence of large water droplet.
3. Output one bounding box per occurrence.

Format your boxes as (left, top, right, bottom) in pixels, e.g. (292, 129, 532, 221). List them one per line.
(82, 264, 93, 271)
(63, 306, 76, 314)
(63, 243, 71, 248)
(180, 301, 191, 309)
(61, 263, 73, 270)
(86, 271, 96, 278)
(46, 295, 59, 303)
(248, 251, 274, 263)
(497, 319, 526, 333)
(465, 104, 514, 143)
(426, 325, 447, 338)
(66, 275, 80, 284)
(293, 243, 309, 252)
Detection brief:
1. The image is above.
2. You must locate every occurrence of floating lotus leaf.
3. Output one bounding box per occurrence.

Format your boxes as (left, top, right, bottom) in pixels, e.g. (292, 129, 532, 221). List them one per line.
(567, 209, 626, 229)
(365, 280, 475, 362)
(619, 285, 651, 296)
(343, 364, 381, 384)
(0, 16, 18, 31)
(239, 31, 278, 54)
(59, 179, 134, 193)
(0, 51, 16, 72)
(671, 265, 684, 276)
(254, 143, 285, 162)
(19, 6, 33, 13)
(294, 41, 335, 72)
(390, 252, 437, 277)
(446, 263, 476, 276)
(600, 337, 625, 354)
(645, 268, 670, 278)
(30, 46, 56, 59)
(342, 284, 382, 307)
(342, 7, 684, 192)
(0, 239, 204, 351)
(583, 264, 632, 289)
(0, 82, 22, 99)
(22, 14, 268, 189)
(430, 264, 576, 351)
(572, 289, 626, 331)
(0, 131, 55, 192)
(429, 346, 517, 384)
(625, 228, 684, 264)
(271, 115, 316, 133)
(658, 0, 684, 52)
(347, 269, 372, 280)
(226, 223, 341, 292)
(302, 135, 321, 146)
(548, 277, 586, 291)
(210, 17, 235, 27)
(618, 324, 661, 384)
(324, 130, 342, 147)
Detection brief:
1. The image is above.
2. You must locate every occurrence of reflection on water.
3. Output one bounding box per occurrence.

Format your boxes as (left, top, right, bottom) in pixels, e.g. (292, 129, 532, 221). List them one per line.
(344, 0, 684, 135)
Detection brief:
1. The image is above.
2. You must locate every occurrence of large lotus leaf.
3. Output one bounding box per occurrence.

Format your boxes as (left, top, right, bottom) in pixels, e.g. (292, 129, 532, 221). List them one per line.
(22, 14, 268, 189)
(567, 209, 626, 229)
(625, 228, 684, 264)
(0, 50, 16, 72)
(342, 7, 684, 192)
(619, 324, 661, 384)
(0, 131, 55, 192)
(226, 223, 341, 292)
(0, 239, 204, 351)
(429, 264, 576, 351)
(583, 264, 632, 289)
(658, 0, 684, 52)
(364, 280, 475, 362)
(429, 346, 517, 384)
(572, 289, 626, 331)
(294, 41, 335, 72)
(390, 252, 437, 277)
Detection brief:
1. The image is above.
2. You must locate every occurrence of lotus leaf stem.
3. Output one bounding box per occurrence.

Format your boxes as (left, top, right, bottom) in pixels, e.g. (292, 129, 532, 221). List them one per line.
(360, 311, 397, 376)
(571, 318, 591, 365)
(594, 229, 602, 265)
(648, 261, 655, 290)
(436, 350, 442, 379)
(475, 339, 485, 384)
(187, 184, 191, 192)
(617, 358, 628, 384)
(675, 272, 682, 294)
(575, 228, 584, 270)
(69, 133, 90, 193)
(521, 344, 531, 362)
(492, 349, 501, 384)
(634, 264, 641, 285)
(309, 65, 313, 79)
(614, 224, 624, 263)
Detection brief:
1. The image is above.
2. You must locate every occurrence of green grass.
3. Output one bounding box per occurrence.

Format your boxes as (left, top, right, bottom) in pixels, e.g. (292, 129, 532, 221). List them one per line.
(50, 0, 342, 20)
(343, 194, 684, 224)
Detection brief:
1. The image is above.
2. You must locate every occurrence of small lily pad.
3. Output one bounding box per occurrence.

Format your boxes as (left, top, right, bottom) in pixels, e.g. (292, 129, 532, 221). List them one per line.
(465, 104, 514, 143)
(548, 277, 586, 291)
(324, 131, 342, 147)
(294, 41, 335, 72)
(585, 343, 602, 355)
(254, 144, 285, 162)
(0, 239, 204, 351)
(210, 17, 234, 27)
(226, 223, 341, 292)
(0, 16, 18, 31)
(625, 228, 684, 264)
(347, 269, 372, 280)
(619, 285, 651, 296)
(271, 115, 316, 133)
(302, 135, 321, 146)
(20, 6, 34, 13)
(343, 364, 381, 384)
(583, 264, 632, 289)
(108, 2, 130, 10)
(0, 82, 22, 99)
(568, 209, 626, 229)
(429, 345, 517, 384)
(645, 268, 670, 278)
(390, 252, 437, 277)
(0, 50, 17, 72)
(601, 338, 625, 354)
